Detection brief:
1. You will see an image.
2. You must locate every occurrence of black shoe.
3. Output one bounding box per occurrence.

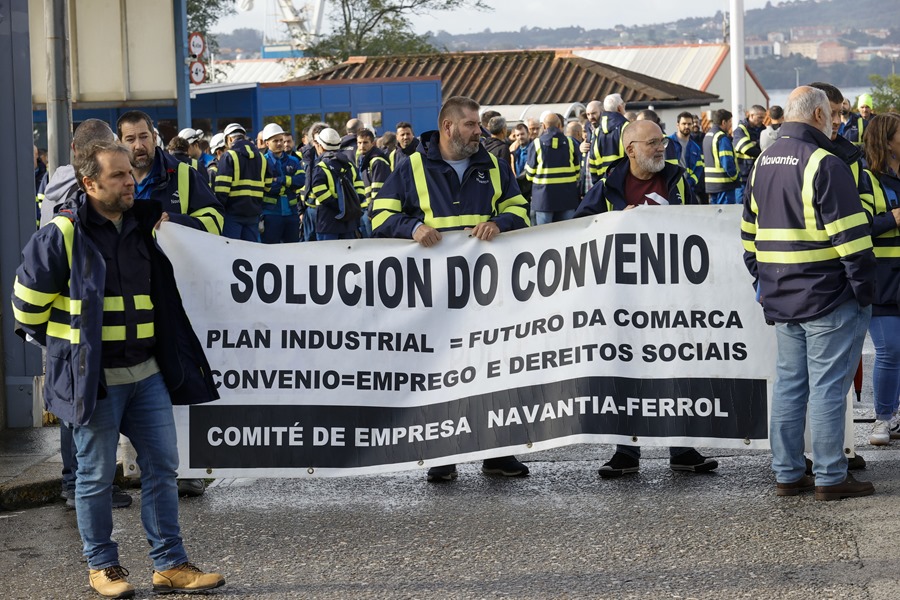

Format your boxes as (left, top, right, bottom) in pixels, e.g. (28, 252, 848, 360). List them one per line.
(482, 456, 529, 477)
(64, 486, 132, 509)
(177, 479, 207, 497)
(670, 449, 718, 473)
(848, 454, 867, 471)
(806, 455, 866, 475)
(598, 451, 640, 478)
(426, 464, 458, 482)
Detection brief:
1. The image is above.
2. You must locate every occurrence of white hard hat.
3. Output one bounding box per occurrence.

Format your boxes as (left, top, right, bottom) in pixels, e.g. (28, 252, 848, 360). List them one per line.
(224, 123, 246, 137)
(262, 123, 285, 141)
(178, 127, 202, 143)
(315, 128, 341, 151)
(209, 133, 226, 152)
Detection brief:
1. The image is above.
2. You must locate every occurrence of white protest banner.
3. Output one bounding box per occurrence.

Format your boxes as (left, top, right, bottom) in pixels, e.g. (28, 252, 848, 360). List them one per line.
(158, 205, 779, 478)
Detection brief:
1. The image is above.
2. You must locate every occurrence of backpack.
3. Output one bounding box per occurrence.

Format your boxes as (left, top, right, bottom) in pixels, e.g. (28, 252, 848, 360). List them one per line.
(324, 160, 363, 223)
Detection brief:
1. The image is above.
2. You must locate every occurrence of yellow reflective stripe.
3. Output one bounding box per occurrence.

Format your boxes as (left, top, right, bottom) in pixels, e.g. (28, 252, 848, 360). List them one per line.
(429, 214, 490, 229)
(133, 295, 153, 310)
(742, 239, 757, 252)
(101, 326, 126, 341)
(52, 296, 81, 315)
(740, 219, 757, 235)
(875, 246, 900, 257)
(137, 323, 155, 339)
(409, 153, 433, 226)
(824, 212, 869, 236)
(801, 149, 828, 231)
(756, 228, 829, 242)
(228, 150, 241, 182)
(191, 207, 224, 235)
(178, 162, 191, 215)
(487, 154, 502, 213)
(47, 321, 80, 344)
(374, 198, 402, 213)
(371, 209, 391, 230)
(104, 296, 125, 311)
(756, 248, 839, 263)
(530, 175, 579, 185)
(13, 277, 58, 307)
(502, 204, 530, 225)
(12, 305, 51, 325)
(533, 165, 580, 175)
(833, 235, 873, 257)
(51, 215, 74, 268)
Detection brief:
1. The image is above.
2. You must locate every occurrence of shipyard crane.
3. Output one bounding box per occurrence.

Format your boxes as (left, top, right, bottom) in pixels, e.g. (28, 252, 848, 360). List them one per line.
(237, 0, 326, 50)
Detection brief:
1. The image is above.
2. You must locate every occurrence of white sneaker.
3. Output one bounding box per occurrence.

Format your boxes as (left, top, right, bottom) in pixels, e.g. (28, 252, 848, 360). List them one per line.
(869, 420, 891, 446)
(889, 414, 900, 439)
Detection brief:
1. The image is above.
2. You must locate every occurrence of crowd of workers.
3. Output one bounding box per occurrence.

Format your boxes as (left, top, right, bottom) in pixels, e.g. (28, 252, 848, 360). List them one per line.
(16, 81, 898, 598)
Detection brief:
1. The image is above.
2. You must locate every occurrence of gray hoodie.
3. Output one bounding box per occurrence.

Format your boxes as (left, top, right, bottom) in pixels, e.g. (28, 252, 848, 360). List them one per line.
(39, 164, 78, 227)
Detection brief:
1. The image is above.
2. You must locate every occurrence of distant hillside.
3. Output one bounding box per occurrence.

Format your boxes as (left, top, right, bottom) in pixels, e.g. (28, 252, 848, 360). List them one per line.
(429, 0, 899, 51)
(743, 0, 900, 35)
(424, 0, 900, 89)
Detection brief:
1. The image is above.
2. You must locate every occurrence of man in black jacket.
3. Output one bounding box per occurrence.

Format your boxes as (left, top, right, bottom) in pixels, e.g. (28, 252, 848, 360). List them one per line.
(576, 120, 717, 478)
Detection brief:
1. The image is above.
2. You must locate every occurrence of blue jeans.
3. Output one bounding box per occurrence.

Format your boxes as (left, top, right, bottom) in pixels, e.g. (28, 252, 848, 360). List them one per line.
(261, 213, 300, 244)
(771, 299, 870, 486)
(709, 189, 738, 204)
(73, 372, 187, 571)
(868, 315, 900, 421)
(302, 207, 317, 241)
(222, 215, 261, 242)
(359, 213, 372, 238)
(61, 421, 76, 494)
(534, 209, 576, 225)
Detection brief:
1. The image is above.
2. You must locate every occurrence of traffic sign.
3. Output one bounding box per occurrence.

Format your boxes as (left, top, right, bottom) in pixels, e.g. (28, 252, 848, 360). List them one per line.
(188, 32, 205, 58)
(189, 61, 207, 85)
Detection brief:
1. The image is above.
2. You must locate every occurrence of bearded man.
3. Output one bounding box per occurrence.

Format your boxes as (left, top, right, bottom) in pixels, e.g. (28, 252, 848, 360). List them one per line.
(371, 95, 531, 483)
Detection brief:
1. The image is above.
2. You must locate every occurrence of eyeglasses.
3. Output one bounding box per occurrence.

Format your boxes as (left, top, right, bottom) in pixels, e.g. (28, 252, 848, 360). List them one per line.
(629, 137, 669, 149)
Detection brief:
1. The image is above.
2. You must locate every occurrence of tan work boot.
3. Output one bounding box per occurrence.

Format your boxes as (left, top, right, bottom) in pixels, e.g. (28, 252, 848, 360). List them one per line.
(152, 562, 225, 593)
(89, 565, 135, 598)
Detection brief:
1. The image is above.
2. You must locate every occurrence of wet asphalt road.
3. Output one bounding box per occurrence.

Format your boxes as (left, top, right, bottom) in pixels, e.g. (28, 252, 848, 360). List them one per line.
(3, 342, 899, 600)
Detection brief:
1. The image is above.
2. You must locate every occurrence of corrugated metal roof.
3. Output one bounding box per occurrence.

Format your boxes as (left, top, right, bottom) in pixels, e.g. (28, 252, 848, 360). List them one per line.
(208, 58, 312, 84)
(572, 45, 729, 92)
(299, 51, 719, 106)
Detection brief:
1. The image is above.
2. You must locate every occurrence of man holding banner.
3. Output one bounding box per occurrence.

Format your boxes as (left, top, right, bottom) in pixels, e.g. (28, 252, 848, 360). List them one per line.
(742, 86, 875, 501)
(372, 95, 531, 481)
(574, 119, 718, 478)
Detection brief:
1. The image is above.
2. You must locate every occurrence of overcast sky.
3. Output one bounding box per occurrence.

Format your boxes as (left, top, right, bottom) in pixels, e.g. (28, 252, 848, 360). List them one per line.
(212, 0, 771, 37)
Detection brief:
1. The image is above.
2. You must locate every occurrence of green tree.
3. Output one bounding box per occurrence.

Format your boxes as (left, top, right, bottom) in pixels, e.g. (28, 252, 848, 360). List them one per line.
(304, 0, 489, 70)
(870, 73, 900, 112)
(187, 0, 237, 54)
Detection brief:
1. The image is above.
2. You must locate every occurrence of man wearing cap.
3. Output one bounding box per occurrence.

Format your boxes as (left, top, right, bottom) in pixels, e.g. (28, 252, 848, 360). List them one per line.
(307, 127, 366, 240)
(371, 96, 531, 482)
(840, 93, 874, 146)
(261, 123, 305, 244)
(215, 123, 273, 241)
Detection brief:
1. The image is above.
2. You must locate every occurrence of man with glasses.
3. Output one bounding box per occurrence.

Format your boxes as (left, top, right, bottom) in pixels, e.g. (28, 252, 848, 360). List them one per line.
(575, 119, 716, 478)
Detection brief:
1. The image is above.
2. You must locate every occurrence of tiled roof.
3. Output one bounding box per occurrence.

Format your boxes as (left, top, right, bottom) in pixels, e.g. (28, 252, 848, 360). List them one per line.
(299, 50, 719, 106)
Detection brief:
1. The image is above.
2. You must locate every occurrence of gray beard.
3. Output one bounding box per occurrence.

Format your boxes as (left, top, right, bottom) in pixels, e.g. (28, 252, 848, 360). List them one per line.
(449, 131, 479, 160)
(636, 154, 665, 174)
